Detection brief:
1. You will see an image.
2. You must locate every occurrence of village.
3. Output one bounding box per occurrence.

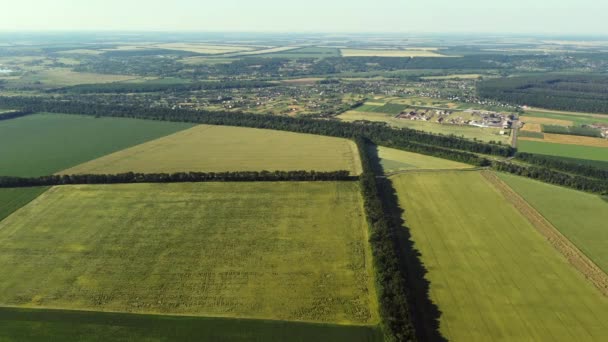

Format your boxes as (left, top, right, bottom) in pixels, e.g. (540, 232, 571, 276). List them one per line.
(395, 107, 515, 134)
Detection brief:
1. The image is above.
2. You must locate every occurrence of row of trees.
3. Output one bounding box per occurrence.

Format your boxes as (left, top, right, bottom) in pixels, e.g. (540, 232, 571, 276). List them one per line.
(515, 152, 608, 180)
(478, 74, 608, 114)
(0, 97, 514, 162)
(0, 170, 354, 188)
(53, 80, 276, 94)
(493, 161, 608, 194)
(355, 137, 416, 341)
(0, 109, 34, 121)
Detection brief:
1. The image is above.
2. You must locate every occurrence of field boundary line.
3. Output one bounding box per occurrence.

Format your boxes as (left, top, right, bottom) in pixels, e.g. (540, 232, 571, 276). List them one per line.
(383, 167, 487, 177)
(481, 171, 608, 296)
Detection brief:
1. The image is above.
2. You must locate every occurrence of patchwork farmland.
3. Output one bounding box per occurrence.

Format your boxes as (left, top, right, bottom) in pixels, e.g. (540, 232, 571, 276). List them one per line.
(392, 171, 608, 341)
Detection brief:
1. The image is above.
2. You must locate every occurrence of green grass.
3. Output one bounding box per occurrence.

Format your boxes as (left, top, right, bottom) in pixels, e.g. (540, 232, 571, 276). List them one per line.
(62, 125, 362, 175)
(354, 103, 407, 115)
(375, 146, 470, 173)
(498, 173, 608, 273)
(0, 307, 382, 342)
(523, 110, 608, 126)
(518, 130, 545, 139)
(0, 187, 49, 222)
(0, 182, 378, 325)
(531, 155, 608, 169)
(0, 113, 194, 177)
(392, 171, 608, 341)
(518, 140, 608, 162)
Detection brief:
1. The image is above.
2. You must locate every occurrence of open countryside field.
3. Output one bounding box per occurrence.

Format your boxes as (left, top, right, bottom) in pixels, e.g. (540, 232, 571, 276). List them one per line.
(392, 171, 608, 341)
(340, 49, 448, 57)
(518, 140, 608, 162)
(0, 113, 193, 177)
(62, 125, 362, 175)
(151, 43, 255, 54)
(0, 188, 48, 222)
(523, 109, 608, 126)
(13, 68, 138, 87)
(338, 111, 510, 144)
(0, 182, 378, 324)
(519, 133, 608, 147)
(498, 173, 608, 273)
(375, 146, 470, 173)
(0, 307, 382, 342)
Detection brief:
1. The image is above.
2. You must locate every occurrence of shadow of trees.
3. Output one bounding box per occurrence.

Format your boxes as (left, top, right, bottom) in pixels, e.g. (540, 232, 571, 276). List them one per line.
(368, 144, 447, 342)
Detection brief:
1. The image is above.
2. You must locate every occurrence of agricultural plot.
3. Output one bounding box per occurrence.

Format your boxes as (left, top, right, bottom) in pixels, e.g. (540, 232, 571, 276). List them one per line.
(10, 68, 137, 87)
(0, 187, 48, 222)
(148, 43, 255, 54)
(0, 307, 382, 342)
(0, 113, 193, 177)
(262, 47, 341, 58)
(519, 133, 608, 147)
(517, 140, 608, 162)
(354, 103, 407, 115)
(61, 125, 362, 175)
(338, 111, 510, 144)
(498, 173, 608, 273)
(340, 49, 448, 57)
(0, 182, 378, 325)
(374, 146, 470, 173)
(392, 171, 608, 341)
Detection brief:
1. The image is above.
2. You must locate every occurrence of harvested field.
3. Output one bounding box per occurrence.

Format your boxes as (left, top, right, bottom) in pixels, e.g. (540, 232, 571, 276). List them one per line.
(521, 123, 542, 132)
(340, 49, 448, 57)
(0, 182, 378, 324)
(61, 125, 362, 175)
(520, 116, 573, 126)
(392, 171, 608, 341)
(519, 133, 608, 147)
(151, 43, 254, 54)
(482, 171, 608, 296)
(375, 146, 470, 173)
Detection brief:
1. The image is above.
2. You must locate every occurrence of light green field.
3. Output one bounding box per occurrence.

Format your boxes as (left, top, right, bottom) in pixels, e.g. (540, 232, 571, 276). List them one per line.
(392, 171, 608, 341)
(498, 173, 608, 273)
(375, 146, 470, 173)
(338, 111, 509, 144)
(0, 113, 194, 177)
(62, 125, 362, 175)
(340, 49, 448, 57)
(517, 140, 608, 162)
(0, 182, 378, 325)
(14, 68, 137, 87)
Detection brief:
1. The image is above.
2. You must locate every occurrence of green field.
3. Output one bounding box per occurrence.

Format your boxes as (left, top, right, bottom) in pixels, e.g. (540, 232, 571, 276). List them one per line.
(0, 307, 382, 342)
(338, 111, 510, 143)
(498, 173, 608, 273)
(0, 182, 377, 324)
(0, 188, 48, 222)
(392, 171, 608, 341)
(62, 125, 362, 175)
(0, 113, 194, 177)
(523, 110, 608, 127)
(354, 103, 407, 115)
(262, 47, 341, 58)
(517, 140, 608, 162)
(375, 146, 470, 173)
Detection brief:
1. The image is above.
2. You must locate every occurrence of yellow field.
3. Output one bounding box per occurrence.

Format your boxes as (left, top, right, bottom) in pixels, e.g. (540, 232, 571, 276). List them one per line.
(520, 133, 608, 147)
(521, 123, 542, 132)
(61, 125, 362, 175)
(228, 46, 300, 56)
(376, 146, 470, 173)
(151, 43, 254, 54)
(57, 49, 104, 55)
(340, 49, 448, 57)
(420, 74, 482, 80)
(520, 116, 573, 126)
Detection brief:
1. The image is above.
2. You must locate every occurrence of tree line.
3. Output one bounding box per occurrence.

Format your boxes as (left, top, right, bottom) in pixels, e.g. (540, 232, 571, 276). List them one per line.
(515, 152, 608, 180)
(0, 109, 34, 121)
(0, 97, 514, 163)
(355, 136, 416, 341)
(52, 80, 276, 94)
(478, 74, 608, 114)
(0, 170, 355, 188)
(493, 161, 608, 194)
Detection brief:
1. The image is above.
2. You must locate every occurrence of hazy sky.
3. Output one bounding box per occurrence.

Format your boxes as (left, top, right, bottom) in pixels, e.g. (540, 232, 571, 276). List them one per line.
(0, 0, 606, 35)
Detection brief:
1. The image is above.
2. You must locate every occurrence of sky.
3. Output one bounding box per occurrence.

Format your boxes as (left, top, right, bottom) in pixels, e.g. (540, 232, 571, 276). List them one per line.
(0, 0, 606, 35)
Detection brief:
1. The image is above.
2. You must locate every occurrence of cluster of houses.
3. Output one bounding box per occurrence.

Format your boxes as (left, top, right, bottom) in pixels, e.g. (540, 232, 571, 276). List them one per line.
(585, 123, 608, 138)
(466, 110, 514, 129)
(396, 108, 514, 133)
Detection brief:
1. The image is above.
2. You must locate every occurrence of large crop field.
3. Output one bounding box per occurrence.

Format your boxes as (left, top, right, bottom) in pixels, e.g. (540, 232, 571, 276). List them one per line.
(392, 171, 608, 341)
(0, 188, 48, 222)
(0, 182, 378, 325)
(517, 140, 608, 162)
(374, 146, 470, 173)
(62, 125, 362, 175)
(498, 173, 608, 273)
(0, 307, 382, 342)
(340, 49, 448, 57)
(519, 133, 608, 147)
(0, 113, 193, 177)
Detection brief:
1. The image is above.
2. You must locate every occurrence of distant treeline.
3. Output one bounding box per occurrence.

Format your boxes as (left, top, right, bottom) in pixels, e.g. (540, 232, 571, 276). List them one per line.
(542, 125, 602, 138)
(355, 137, 416, 341)
(0, 97, 514, 163)
(478, 74, 608, 114)
(0, 170, 354, 188)
(515, 152, 608, 180)
(493, 161, 608, 194)
(52, 80, 276, 94)
(0, 109, 34, 121)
